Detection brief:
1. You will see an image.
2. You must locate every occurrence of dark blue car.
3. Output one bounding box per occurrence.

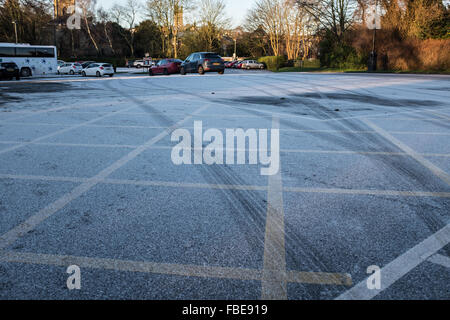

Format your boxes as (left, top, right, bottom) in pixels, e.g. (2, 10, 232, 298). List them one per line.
(180, 52, 225, 75)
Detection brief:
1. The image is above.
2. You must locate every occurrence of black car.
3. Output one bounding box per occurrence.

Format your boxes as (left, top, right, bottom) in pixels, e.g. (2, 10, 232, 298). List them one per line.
(0, 62, 20, 80)
(180, 52, 225, 75)
(81, 61, 96, 69)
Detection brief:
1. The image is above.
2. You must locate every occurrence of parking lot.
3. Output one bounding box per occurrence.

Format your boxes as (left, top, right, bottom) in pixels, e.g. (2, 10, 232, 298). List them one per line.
(0, 71, 449, 299)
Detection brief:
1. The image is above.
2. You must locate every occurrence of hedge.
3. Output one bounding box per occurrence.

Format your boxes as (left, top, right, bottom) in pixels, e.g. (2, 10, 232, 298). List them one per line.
(258, 56, 286, 71)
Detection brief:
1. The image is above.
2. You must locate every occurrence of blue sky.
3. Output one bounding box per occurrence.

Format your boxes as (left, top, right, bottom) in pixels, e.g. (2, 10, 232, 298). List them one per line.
(97, 0, 253, 27)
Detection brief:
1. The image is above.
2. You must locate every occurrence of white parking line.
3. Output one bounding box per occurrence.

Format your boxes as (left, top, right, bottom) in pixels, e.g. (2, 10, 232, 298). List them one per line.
(336, 223, 450, 300)
(1, 173, 450, 198)
(0, 104, 140, 156)
(0, 104, 210, 250)
(361, 118, 450, 186)
(0, 250, 351, 286)
(261, 117, 288, 300)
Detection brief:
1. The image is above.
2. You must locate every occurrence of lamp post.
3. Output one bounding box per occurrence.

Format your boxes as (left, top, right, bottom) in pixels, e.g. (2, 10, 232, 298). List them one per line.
(233, 38, 237, 60)
(367, 0, 380, 72)
(12, 21, 18, 43)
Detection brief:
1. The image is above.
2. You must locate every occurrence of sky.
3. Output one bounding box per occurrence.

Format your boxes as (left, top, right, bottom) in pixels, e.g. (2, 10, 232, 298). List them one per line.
(96, 0, 254, 28)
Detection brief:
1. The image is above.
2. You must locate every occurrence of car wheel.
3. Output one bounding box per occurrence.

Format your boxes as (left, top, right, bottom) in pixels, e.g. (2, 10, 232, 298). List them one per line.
(198, 66, 205, 75)
(96, 71, 101, 77)
(15, 76, 20, 81)
(109, 74, 114, 77)
(260, 65, 264, 69)
(82, 71, 86, 77)
(20, 68, 31, 77)
(180, 67, 186, 75)
(247, 66, 250, 70)
(70, 70, 75, 75)
(163, 69, 169, 76)
(218, 70, 224, 75)
(149, 70, 154, 76)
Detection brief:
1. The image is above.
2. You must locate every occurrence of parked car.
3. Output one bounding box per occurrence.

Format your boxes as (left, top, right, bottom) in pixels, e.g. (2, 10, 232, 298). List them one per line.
(229, 60, 242, 68)
(125, 59, 135, 68)
(0, 62, 20, 80)
(58, 62, 83, 75)
(149, 59, 182, 76)
(234, 61, 245, 69)
(57, 60, 65, 72)
(133, 60, 145, 68)
(224, 61, 236, 68)
(81, 61, 96, 69)
(81, 63, 114, 77)
(180, 52, 225, 75)
(240, 60, 265, 70)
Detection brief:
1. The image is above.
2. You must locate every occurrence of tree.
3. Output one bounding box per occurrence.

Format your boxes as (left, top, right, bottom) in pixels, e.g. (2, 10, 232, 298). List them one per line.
(78, 0, 100, 55)
(297, 0, 357, 42)
(111, 0, 142, 57)
(245, 0, 284, 56)
(97, 7, 115, 54)
(134, 19, 163, 57)
(146, 0, 191, 58)
(197, 0, 230, 52)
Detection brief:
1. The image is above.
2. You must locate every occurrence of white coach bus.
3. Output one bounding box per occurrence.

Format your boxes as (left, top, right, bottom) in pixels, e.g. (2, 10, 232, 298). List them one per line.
(0, 43, 58, 77)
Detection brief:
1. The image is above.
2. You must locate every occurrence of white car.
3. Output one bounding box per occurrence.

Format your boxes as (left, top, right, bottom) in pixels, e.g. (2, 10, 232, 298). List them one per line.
(241, 60, 265, 70)
(81, 63, 114, 77)
(133, 60, 145, 68)
(58, 62, 82, 75)
(57, 60, 65, 72)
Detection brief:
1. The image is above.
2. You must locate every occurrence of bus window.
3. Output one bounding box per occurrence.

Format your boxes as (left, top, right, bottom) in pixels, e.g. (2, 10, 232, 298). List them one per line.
(36, 47, 55, 58)
(16, 47, 36, 57)
(0, 47, 15, 57)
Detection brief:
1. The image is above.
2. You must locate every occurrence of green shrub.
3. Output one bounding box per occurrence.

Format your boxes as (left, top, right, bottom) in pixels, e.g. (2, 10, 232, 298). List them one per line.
(258, 56, 286, 71)
(294, 59, 320, 68)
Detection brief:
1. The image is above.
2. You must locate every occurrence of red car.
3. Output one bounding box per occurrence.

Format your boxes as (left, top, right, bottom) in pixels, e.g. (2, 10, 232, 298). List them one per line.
(234, 61, 245, 69)
(149, 59, 182, 76)
(226, 60, 239, 68)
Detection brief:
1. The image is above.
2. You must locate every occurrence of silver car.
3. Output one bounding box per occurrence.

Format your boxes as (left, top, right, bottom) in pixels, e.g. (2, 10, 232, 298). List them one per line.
(241, 60, 265, 70)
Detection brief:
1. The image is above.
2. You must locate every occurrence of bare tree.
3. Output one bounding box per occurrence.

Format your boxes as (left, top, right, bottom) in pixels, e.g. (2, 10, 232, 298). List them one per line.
(197, 0, 230, 51)
(78, 0, 100, 54)
(246, 0, 284, 56)
(146, 0, 191, 58)
(97, 7, 115, 54)
(111, 0, 142, 57)
(297, 0, 358, 41)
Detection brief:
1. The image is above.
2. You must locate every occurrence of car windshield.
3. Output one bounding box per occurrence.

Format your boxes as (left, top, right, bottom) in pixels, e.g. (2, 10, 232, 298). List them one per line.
(203, 53, 221, 59)
(1, 63, 16, 68)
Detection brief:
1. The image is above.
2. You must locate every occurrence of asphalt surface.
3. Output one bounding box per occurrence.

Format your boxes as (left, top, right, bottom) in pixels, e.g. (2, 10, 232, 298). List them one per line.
(0, 69, 449, 299)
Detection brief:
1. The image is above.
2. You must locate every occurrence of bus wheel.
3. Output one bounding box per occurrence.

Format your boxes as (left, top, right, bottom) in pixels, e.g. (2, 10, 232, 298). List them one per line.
(20, 68, 31, 77)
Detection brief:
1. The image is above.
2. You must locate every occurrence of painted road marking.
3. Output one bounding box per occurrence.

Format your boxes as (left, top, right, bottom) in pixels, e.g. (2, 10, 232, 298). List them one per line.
(0, 104, 140, 156)
(361, 118, 450, 186)
(261, 116, 288, 300)
(0, 104, 210, 250)
(336, 223, 450, 300)
(0, 250, 351, 286)
(1, 174, 450, 198)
